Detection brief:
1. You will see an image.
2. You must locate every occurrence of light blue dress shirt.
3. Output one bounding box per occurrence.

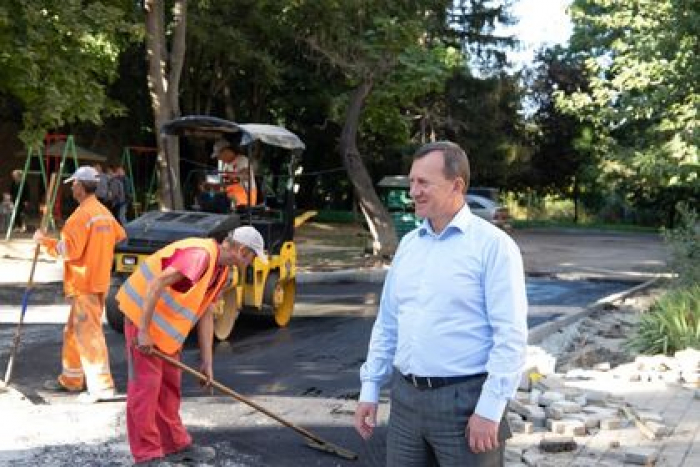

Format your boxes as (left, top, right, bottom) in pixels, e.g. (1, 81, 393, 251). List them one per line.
(359, 203, 528, 422)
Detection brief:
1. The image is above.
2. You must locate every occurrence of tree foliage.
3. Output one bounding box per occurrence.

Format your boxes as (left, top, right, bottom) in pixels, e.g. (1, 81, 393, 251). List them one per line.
(184, 0, 286, 120)
(0, 0, 135, 145)
(436, 70, 525, 188)
(270, 0, 520, 255)
(0, 0, 526, 231)
(274, 0, 457, 255)
(449, 0, 517, 70)
(557, 0, 700, 223)
(522, 46, 604, 220)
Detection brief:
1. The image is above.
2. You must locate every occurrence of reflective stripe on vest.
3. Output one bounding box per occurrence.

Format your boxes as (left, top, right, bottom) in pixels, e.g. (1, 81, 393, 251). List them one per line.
(121, 262, 197, 345)
(86, 214, 114, 229)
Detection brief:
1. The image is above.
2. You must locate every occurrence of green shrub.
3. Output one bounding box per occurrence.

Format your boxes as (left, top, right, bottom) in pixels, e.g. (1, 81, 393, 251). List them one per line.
(626, 285, 700, 355)
(663, 203, 700, 287)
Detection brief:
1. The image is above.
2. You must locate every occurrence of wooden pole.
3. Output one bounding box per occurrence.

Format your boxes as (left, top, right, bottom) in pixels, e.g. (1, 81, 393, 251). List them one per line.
(3, 172, 59, 385)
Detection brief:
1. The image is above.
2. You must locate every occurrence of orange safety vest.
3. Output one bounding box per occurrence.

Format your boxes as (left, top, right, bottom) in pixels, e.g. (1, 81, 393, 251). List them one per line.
(225, 183, 257, 207)
(116, 238, 230, 354)
(221, 157, 257, 207)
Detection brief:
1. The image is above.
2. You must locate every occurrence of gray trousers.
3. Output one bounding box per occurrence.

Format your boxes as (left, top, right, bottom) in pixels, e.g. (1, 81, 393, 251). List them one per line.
(387, 374, 511, 467)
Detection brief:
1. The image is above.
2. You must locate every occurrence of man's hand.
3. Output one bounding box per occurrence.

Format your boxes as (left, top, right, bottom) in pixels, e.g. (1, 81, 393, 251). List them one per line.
(136, 329, 154, 354)
(354, 402, 378, 440)
(199, 360, 213, 390)
(467, 413, 500, 453)
(32, 228, 46, 244)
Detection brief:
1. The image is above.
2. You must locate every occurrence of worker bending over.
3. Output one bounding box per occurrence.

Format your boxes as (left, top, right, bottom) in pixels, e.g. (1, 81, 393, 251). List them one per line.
(116, 226, 266, 465)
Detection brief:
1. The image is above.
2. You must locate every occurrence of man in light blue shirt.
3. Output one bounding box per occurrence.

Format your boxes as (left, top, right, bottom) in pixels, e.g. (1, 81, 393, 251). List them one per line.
(354, 141, 528, 466)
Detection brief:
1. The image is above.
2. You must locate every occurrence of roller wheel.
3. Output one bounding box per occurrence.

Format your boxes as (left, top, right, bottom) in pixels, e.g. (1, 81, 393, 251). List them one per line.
(105, 279, 125, 334)
(263, 271, 296, 327)
(213, 287, 240, 341)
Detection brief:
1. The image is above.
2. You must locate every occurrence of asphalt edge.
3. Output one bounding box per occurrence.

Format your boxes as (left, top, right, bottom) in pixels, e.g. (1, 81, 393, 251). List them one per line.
(527, 275, 663, 345)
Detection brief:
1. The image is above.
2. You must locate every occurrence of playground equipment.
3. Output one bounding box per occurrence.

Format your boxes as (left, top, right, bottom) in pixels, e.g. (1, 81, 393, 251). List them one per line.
(4, 135, 82, 240)
(120, 146, 158, 218)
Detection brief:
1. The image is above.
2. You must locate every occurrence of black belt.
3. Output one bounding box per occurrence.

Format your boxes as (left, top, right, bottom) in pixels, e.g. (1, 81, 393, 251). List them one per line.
(401, 372, 487, 390)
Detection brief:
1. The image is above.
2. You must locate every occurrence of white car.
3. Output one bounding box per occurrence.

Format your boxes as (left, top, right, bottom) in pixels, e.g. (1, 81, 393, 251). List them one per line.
(466, 193, 511, 231)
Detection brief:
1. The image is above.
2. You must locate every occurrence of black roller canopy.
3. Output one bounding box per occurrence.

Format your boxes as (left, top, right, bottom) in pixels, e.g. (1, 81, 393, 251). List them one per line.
(161, 115, 305, 151)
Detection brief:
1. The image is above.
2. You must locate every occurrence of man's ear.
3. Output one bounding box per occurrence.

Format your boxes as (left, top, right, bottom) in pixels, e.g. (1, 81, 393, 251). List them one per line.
(453, 177, 465, 193)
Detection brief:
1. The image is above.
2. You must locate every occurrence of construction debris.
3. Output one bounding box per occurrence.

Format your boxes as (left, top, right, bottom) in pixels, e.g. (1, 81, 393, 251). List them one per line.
(505, 289, 698, 466)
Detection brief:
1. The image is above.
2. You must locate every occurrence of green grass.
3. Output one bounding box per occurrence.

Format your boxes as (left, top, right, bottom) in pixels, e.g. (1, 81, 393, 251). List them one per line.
(626, 285, 700, 355)
(512, 219, 660, 234)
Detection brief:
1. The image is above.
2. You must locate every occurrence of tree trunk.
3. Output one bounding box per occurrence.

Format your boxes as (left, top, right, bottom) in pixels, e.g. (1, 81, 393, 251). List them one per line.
(573, 175, 579, 224)
(339, 81, 398, 257)
(144, 0, 187, 210)
(223, 82, 235, 121)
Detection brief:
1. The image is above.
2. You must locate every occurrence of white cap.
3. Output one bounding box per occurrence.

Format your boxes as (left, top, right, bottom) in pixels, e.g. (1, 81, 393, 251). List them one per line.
(211, 138, 231, 159)
(65, 166, 100, 184)
(228, 226, 267, 263)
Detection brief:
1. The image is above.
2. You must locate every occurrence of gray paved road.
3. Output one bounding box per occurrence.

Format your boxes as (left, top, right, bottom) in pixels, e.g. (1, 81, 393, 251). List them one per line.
(0, 276, 632, 399)
(0, 277, 634, 467)
(0, 229, 666, 466)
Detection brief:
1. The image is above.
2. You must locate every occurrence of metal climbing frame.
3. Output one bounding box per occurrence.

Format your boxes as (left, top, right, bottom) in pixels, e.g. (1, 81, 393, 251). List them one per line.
(5, 135, 79, 240)
(120, 146, 158, 217)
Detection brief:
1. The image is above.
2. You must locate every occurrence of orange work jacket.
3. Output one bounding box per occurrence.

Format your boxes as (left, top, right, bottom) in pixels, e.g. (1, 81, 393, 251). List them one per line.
(115, 238, 230, 354)
(41, 195, 126, 297)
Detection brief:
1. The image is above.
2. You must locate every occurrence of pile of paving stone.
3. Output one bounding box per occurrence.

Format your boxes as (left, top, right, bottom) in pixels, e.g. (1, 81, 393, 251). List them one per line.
(553, 342, 700, 390)
(503, 344, 700, 466)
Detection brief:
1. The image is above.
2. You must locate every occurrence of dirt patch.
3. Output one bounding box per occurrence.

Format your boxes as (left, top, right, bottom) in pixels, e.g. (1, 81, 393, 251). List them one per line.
(538, 285, 667, 372)
(295, 222, 380, 272)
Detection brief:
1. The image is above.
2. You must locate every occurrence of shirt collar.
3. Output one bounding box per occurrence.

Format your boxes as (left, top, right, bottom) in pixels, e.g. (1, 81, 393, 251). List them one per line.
(418, 202, 472, 238)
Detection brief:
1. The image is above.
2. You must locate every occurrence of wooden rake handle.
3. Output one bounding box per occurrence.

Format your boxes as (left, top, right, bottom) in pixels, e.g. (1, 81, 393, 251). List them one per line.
(3, 173, 59, 385)
(28, 172, 59, 288)
(152, 349, 358, 461)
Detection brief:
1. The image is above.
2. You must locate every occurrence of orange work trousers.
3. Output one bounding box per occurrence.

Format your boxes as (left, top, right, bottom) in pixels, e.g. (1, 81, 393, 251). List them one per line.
(57, 294, 114, 393)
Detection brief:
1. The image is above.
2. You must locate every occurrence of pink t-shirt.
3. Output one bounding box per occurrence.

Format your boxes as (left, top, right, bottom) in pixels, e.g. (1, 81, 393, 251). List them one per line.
(162, 246, 222, 293)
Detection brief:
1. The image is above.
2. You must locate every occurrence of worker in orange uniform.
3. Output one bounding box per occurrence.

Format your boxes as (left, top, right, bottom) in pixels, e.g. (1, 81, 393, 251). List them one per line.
(212, 139, 257, 208)
(34, 166, 126, 403)
(116, 226, 267, 465)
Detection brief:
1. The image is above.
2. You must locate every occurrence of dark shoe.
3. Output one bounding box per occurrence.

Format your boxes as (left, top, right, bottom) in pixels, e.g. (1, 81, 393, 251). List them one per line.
(43, 379, 82, 393)
(165, 444, 216, 463)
